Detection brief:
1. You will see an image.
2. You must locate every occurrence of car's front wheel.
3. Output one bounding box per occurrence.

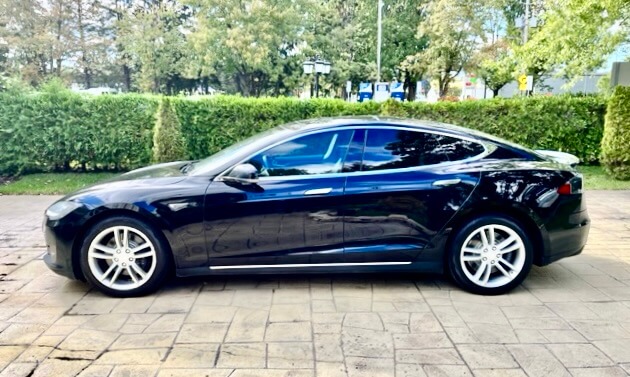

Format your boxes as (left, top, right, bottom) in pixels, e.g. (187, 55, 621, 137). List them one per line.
(79, 216, 171, 297)
(448, 215, 533, 295)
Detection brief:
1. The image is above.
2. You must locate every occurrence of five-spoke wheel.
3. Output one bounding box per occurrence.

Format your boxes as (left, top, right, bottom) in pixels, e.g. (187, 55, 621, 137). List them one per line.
(448, 215, 533, 295)
(80, 217, 171, 297)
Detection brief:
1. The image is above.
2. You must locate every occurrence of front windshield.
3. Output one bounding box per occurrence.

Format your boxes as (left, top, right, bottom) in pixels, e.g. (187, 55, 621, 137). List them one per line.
(188, 126, 290, 175)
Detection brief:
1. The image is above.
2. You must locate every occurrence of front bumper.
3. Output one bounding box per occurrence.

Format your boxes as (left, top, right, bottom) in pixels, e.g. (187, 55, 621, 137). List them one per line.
(43, 218, 79, 280)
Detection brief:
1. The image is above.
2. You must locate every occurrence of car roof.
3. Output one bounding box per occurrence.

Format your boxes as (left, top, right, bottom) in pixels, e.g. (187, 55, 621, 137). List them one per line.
(280, 116, 475, 138)
(280, 116, 535, 155)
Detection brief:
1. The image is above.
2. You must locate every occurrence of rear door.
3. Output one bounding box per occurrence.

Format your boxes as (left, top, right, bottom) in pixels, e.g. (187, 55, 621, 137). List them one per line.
(342, 127, 482, 263)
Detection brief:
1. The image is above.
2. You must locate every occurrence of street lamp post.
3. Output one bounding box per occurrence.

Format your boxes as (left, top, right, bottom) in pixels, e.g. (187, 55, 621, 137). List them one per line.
(303, 57, 331, 98)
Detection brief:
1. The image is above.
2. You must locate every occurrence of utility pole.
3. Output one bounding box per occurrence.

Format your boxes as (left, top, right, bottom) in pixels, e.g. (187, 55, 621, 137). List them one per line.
(523, 0, 530, 44)
(377, 0, 383, 82)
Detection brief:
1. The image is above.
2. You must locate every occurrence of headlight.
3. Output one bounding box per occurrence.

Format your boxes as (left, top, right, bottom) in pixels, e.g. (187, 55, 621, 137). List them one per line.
(45, 201, 82, 220)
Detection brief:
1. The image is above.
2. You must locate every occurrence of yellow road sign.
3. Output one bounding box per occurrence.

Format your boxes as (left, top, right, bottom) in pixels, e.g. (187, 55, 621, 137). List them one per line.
(518, 74, 528, 91)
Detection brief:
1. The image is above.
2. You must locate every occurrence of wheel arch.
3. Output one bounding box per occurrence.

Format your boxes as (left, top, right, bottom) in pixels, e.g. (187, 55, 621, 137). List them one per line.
(444, 202, 548, 267)
(71, 207, 175, 281)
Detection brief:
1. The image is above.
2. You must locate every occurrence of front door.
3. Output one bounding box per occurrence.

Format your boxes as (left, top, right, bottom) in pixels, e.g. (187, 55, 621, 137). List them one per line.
(204, 129, 354, 268)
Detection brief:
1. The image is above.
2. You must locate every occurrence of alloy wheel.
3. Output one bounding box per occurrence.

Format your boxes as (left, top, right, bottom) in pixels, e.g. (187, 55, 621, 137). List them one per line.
(87, 225, 157, 291)
(459, 224, 526, 288)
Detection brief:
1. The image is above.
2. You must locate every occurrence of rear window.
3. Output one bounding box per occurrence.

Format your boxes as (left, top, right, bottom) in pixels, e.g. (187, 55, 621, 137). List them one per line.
(361, 129, 486, 172)
(434, 134, 486, 161)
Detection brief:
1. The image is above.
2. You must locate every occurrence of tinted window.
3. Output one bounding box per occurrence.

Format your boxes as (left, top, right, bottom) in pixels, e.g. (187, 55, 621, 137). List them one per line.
(248, 130, 353, 176)
(434, 134, 485, 161)
(342, 130, 366, 173)
(362, 129, 448, 171)
(361, 129, 486, 171)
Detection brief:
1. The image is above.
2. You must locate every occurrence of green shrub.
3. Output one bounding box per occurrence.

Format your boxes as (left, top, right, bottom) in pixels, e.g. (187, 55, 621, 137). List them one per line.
(0, 92, 607, 176)
(381, 95, 606, 164)
(173, 96, 379, 159)
(0, 92, 157, 175)
(153, 97, 187, 163)
(175, 95, 605, 164)
(601, 86, 630, 180)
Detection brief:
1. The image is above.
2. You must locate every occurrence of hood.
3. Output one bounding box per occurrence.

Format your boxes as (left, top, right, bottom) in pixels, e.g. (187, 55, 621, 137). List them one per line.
(109, 160, 190, 182)
(535, 150, 580, 167)
(59, 161, 190, 203)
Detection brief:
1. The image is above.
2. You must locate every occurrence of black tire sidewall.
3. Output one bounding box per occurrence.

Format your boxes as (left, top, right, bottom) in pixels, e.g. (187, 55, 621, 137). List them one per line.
(448, 215, 533, 295)
(79, 216, 171, 297)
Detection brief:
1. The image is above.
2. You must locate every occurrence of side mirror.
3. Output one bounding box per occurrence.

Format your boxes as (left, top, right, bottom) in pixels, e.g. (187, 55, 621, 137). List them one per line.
(223, 163, 259, 184)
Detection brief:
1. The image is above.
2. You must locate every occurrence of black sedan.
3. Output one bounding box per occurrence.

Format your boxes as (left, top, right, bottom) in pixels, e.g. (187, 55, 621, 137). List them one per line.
(43, 117, 590, 297)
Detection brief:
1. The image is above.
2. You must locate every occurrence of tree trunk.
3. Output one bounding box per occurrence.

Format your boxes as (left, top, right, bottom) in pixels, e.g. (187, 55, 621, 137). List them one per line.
(55, 0, 64, 77)
(439, 76, 449, 98)
(76, 0, 91, 88)
(492, 88, 500, 97)
(123, 64, 131, 91)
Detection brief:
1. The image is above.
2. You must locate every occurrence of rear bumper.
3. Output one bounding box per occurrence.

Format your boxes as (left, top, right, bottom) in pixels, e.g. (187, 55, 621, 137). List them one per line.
(538, 208, 590, 266)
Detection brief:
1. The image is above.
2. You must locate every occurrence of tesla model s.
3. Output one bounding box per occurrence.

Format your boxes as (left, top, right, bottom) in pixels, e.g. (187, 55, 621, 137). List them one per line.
(43, 117, 590, 297)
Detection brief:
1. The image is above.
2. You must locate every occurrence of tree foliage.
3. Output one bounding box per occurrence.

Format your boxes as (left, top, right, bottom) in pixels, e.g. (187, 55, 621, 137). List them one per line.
(413, 0, 487, 97)
(518, 0, 630, 79)
(0, 0, 628, 96)
(153, 97, 187, 162)
(601, 86, 630, 180)
(470, 40, 516, 96)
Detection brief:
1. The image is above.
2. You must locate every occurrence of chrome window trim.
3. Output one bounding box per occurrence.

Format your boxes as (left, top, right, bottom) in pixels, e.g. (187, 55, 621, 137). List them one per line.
(215, 125, 493, 182)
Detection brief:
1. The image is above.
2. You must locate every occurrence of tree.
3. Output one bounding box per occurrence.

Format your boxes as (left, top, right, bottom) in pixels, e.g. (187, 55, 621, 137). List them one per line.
(184, 0, 315, 96)
(518, 0, 630, 80)
(470, 40, 516, 96)
(601, 86, 630, 180)
(310, 0, 427, 98)
(0, 0, 55, 85)
(153, 97, 187, 162)
(415, 0, 486, 97)
(117, 1, 190, 93)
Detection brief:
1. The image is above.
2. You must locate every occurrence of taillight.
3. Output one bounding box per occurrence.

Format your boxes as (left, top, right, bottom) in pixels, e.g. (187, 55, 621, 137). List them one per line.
(557, 175, 583, 195)
(557, 183, 573, 195)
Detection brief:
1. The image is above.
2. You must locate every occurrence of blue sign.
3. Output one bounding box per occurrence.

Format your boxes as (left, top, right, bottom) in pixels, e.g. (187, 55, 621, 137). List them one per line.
(358, 82, 373, 102)
(390, 82, 404, 101)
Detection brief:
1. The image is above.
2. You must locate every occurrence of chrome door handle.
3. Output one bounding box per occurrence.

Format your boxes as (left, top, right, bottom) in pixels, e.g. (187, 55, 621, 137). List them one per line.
(432, 179, 461, 187)
(304, 188, 333, 196)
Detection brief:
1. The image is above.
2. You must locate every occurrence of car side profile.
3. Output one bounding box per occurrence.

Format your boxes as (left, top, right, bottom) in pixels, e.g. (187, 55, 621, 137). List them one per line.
(43, 117, 590, 297)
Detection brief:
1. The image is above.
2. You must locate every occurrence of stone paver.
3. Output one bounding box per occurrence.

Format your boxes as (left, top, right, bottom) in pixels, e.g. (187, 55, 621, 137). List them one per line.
(0, 191, 629, 376)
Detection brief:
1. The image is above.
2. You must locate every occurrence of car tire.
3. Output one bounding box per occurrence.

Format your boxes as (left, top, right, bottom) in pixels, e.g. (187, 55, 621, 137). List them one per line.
(447, 215, 533, 295)
(79, 216, 171, 297)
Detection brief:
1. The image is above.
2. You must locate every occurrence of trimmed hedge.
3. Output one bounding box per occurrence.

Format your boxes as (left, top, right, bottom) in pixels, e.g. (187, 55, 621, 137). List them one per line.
(380, 96, 606, 164)
(173, 96, 380, 159)
(0, 91, 157, 175)
(0, 93, 606, 176)
(601, 86, 630, 180)
(174, 95, 606, 164)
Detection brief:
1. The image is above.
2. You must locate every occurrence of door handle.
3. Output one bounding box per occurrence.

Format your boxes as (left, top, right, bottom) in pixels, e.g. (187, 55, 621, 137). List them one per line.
(304, 188, 333, 196)
(432, 178, 461, 187)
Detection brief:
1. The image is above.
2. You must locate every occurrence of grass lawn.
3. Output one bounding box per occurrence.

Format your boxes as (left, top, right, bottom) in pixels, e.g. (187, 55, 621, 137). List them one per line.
(0, 172, 117, 195)
(578, 166, 630, 190)
(0, 166, 628, 195)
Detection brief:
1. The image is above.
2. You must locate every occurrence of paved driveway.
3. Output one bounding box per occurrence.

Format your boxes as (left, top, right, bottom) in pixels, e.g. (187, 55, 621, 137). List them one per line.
(0, 192, 629, 377)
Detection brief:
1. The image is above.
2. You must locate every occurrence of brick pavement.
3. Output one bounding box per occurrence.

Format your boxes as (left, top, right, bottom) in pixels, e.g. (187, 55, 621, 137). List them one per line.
(0, 191, 629, 377)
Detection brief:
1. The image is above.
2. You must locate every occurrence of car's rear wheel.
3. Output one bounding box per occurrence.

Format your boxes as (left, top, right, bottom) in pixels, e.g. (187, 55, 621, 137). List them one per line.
(448, 215, 533, 295)
(79, 216, 171, 297)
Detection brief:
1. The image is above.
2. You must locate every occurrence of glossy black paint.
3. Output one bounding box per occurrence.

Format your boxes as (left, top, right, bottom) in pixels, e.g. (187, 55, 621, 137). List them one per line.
(43, 117, 590, 282)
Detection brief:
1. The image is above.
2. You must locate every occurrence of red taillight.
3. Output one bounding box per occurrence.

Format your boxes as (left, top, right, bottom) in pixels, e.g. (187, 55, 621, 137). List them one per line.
(557, 183, 573, 195)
